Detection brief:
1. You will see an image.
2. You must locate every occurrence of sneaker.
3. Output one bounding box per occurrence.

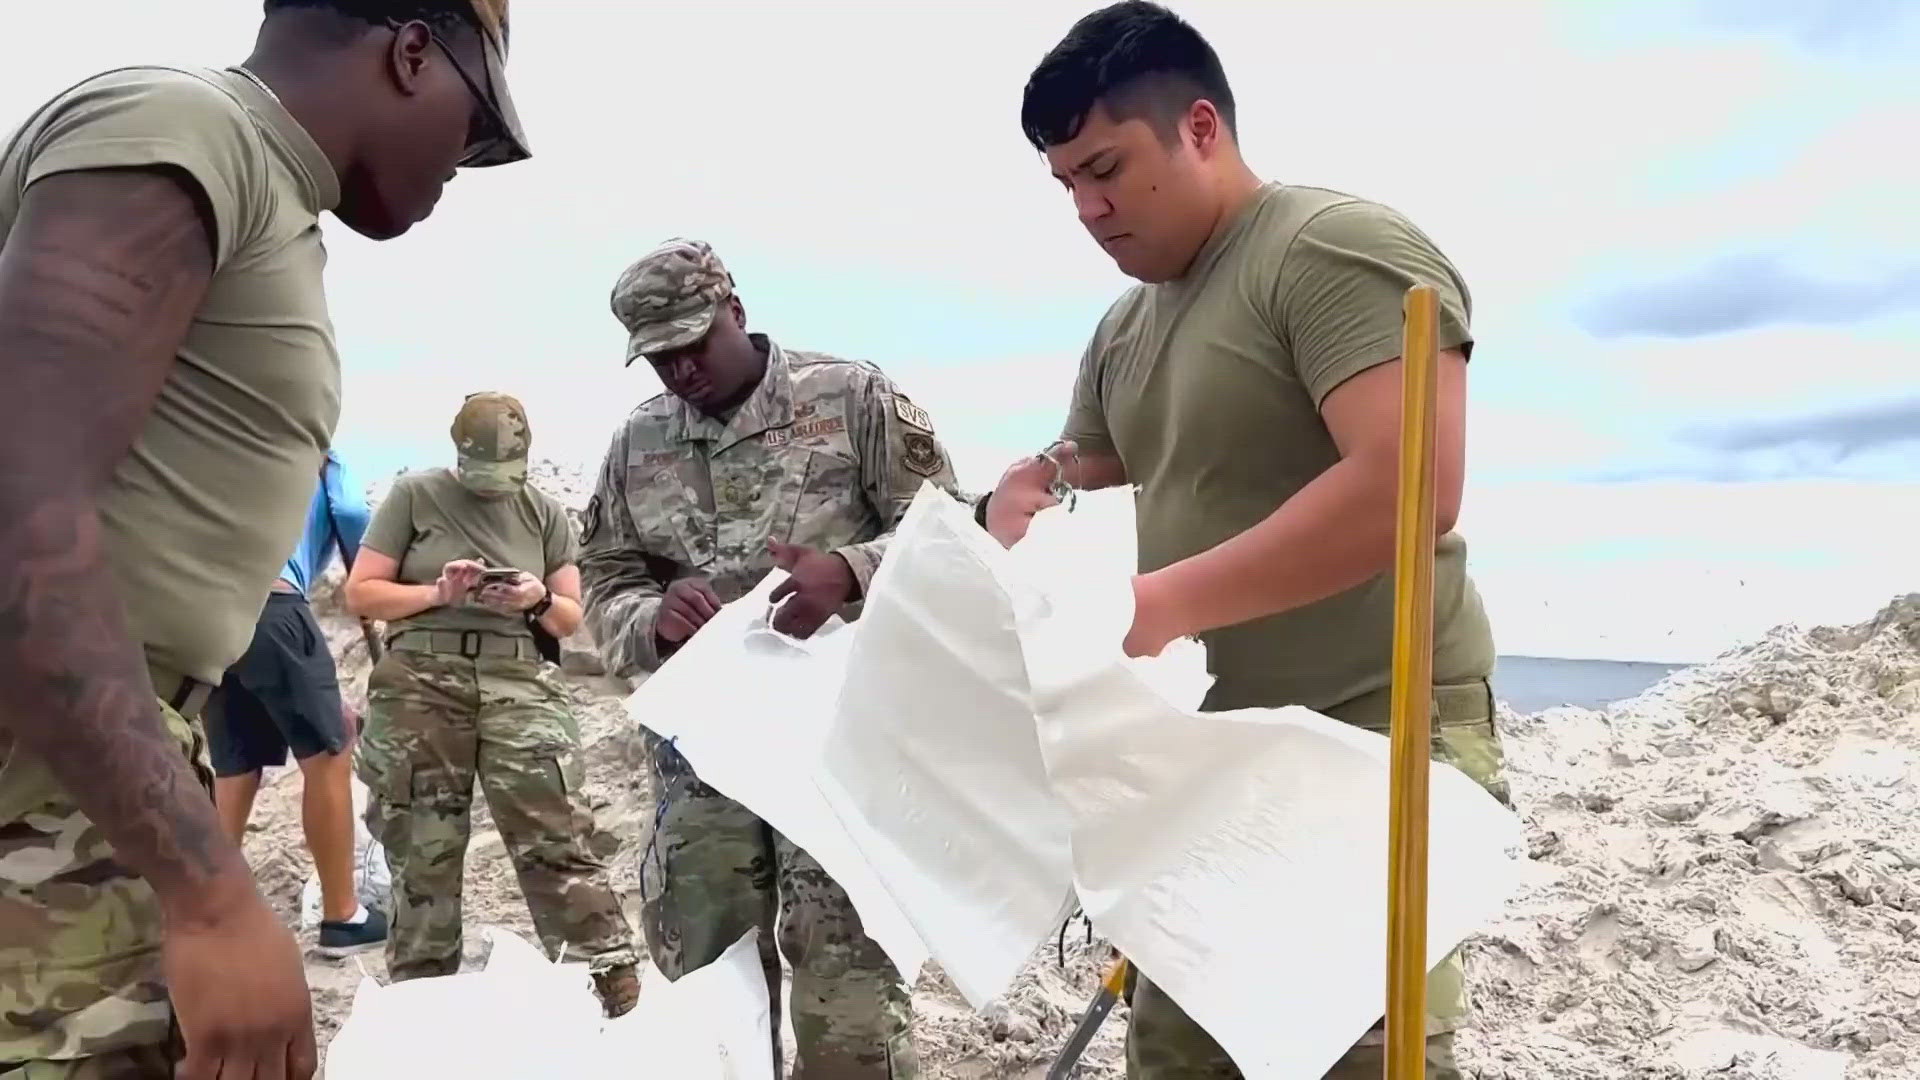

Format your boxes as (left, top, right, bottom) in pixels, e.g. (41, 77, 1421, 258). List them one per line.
(592, 963, 641, 1018)
(317, 907, 389, 959)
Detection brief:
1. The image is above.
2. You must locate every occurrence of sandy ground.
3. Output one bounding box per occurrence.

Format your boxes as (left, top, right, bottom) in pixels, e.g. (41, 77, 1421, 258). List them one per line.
(239, 464, 1918, 1078)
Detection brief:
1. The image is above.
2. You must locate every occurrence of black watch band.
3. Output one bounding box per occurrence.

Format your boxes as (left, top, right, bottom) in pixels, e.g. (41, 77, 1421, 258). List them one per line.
(526, 587, 554, 621)
(972, 491, 991, 530)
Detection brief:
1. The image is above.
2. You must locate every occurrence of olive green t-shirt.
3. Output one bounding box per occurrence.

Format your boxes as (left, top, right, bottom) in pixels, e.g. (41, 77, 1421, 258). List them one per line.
(361, 468, 577, 639)
(0, 66, 342, 685)
(1064, 183, 1495, 715)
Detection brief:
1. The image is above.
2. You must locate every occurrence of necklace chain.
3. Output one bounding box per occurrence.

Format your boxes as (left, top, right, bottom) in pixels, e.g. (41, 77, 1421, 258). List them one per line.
(230, 65, 284, 108)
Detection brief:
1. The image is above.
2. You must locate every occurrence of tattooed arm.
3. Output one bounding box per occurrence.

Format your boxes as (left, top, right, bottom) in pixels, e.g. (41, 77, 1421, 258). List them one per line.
(0, 167, 316, 1076)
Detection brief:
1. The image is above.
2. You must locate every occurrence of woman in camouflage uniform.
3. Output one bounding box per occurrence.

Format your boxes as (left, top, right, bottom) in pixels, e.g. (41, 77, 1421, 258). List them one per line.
(344, 391, 640, 1015)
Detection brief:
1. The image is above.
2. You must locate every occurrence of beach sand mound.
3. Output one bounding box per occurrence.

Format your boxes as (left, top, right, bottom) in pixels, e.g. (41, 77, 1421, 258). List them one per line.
(234, 461, 1916, 1077)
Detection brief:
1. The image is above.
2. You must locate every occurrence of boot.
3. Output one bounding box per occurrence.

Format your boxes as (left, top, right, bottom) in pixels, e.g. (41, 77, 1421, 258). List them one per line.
(593, 963, 642, 1018)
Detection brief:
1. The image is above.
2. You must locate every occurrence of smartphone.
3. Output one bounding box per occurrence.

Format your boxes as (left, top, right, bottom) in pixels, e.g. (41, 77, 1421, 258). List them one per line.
(477, 567, 522, 587)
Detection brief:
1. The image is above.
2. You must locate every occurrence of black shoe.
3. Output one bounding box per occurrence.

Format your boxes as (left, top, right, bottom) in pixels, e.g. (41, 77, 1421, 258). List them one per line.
(317, 907, 389, 959)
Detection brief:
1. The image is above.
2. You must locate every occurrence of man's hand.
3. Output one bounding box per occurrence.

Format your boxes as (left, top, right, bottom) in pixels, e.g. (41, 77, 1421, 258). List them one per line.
(474, 570, 544, 614)
(656, 577, 723, 644)
(165, 876, 318, 1080)
(766, 540, 857, 639)
(984, 441, 1074, 547)
(432, 559, 485, 606)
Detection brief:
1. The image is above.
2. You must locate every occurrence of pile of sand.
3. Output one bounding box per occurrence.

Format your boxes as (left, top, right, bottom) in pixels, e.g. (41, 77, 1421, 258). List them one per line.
(235, 462, 1916, 1077)
(1457, 595, 1920, 1079)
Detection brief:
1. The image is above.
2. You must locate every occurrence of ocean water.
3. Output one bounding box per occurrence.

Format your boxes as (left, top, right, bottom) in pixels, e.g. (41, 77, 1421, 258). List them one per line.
(1490, 655, 1686, 713)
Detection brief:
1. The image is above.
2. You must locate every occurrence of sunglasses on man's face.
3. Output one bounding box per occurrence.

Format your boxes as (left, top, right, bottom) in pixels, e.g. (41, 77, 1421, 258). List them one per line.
(427, 32, 516, 168)
(385, 18, 518, 168)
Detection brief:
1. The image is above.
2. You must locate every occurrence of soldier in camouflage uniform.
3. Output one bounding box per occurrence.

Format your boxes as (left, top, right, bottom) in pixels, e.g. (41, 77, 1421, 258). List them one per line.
(343, 393, 641, 1016)
(0, 1, 531, 1076)
(580, 238, 961, 1078)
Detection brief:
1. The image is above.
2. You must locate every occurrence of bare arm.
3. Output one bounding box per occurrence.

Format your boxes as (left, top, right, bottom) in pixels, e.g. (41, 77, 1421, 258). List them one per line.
(343, 546, 441, 622)
(0, 166, 253, 920)
(1133, 350, 1468, 645)
(536, 564, 584, 639)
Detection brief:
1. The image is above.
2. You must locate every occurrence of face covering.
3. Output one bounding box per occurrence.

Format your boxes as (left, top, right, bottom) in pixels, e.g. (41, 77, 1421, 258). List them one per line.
(457, 454, 526, 498)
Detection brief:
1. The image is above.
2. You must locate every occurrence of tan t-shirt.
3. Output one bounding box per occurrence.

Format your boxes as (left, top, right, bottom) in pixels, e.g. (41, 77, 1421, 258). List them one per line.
(1064, 182, 1495, 716)
(0, 65, 342, 685)
(361, 468, 577, 639)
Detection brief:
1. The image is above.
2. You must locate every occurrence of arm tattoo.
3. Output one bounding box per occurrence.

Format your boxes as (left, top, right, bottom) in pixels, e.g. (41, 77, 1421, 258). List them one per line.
(0, 167, 244, 908)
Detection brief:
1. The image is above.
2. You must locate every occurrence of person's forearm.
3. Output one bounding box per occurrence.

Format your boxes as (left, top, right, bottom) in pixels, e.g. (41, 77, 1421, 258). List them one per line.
(582, 583, 667, 677)
(1059, 447, 1128, 491)
(536, 591, 583, 639)
(1139, 456, 1419, 640)
(0, 488, 252, 922)
(346, 579, 439, 622)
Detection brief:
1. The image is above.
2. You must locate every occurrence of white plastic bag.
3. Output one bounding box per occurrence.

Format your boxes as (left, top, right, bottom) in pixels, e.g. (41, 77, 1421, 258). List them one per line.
(815, 489, 1078, 1007)
(622, 482, 1527, 1078)
(322, 928, 602, 1078)
(300, 775, 391, 929)
(593, 929, 775, 1080)
(323, 928, 775, 1079)
(623, 578, 932, 985)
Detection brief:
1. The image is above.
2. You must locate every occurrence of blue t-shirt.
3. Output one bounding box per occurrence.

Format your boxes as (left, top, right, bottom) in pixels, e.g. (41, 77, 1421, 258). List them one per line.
(280, 450, 369, 597)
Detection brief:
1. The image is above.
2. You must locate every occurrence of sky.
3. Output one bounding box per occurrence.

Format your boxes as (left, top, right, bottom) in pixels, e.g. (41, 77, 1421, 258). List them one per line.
(5, 1, 1917, 663)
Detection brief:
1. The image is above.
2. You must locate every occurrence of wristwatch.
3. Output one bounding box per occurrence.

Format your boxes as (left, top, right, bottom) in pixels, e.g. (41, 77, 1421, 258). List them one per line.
(525, 586, 554, 622)
(972, 491, 991, 531)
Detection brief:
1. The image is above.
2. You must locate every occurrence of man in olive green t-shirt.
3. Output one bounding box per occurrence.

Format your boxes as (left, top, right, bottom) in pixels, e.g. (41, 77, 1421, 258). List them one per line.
(0, 2, 529, 1076)
(980, 3, 1504, 1078)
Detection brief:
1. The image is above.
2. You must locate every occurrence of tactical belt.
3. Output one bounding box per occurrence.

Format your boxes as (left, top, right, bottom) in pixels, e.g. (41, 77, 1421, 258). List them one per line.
(149, 663, 213, 721)
(387, 628, 540, 661)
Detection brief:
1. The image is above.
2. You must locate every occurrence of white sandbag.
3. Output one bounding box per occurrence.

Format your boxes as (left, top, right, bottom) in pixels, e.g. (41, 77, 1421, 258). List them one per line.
(838, 484, 1524, 1076)
(620, 481, 1526, 1077)
(594, 929, 775, 1080)
(325, 927, 776, 1079)
(322, 927, 602, 1078)
(300, 775, 391, 929)
(815, 490, 1078, 1007)
(622, 581, 932, 986)
(1004, 485, 1528, 1077)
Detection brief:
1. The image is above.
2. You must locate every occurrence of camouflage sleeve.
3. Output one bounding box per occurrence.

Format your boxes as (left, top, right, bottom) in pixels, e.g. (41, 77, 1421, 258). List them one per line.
(833, 369, 962, 595)
(578, 427, 671, 677)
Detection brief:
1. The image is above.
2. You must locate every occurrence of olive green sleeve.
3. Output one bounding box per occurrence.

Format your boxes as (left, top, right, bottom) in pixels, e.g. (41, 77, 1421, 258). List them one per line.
(23, 69, 263, 271)
(540, 492, 576, 575)
(1273, 200, 1474, 409)
(359, 473, 416, 562)
(1059, 332, 1116, 456)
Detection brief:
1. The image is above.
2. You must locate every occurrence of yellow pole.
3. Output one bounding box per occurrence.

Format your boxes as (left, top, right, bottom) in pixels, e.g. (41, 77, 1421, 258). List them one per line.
(1385, 285, 1440, 1078)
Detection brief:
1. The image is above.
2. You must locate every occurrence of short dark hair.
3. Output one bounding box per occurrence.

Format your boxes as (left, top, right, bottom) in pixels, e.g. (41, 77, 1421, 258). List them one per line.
(262, 0, 478, 40)
(1020, 1, 1236, 152)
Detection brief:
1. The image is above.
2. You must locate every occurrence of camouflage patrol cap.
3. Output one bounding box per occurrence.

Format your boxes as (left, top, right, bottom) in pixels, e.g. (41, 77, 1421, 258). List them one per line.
(459, 0, 530, 167)
(610, 238, 736, 366)
(451, 391, 530, 492)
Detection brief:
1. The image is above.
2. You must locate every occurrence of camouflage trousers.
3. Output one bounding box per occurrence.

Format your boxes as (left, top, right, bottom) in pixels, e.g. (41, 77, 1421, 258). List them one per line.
(0, 1040, 178, 1079)
(356, 648, 637, 981)
(641, 731, 916, 1079)
(1124, 678, 1509, 1079)
(0, 696, 206, 1071)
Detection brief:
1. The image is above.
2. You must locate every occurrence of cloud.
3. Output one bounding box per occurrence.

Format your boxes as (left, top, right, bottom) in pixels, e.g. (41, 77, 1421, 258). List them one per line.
(1695, 0, 1914, 49)
(1574, 254, 1920, 338)
(1680, 394, 1920, 455)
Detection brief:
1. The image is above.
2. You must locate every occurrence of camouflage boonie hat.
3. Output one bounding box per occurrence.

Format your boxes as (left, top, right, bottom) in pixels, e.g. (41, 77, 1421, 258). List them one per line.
(451, 391, 530, 490)
(458, 0, 530, 167)
(610, 238, 736, 366)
